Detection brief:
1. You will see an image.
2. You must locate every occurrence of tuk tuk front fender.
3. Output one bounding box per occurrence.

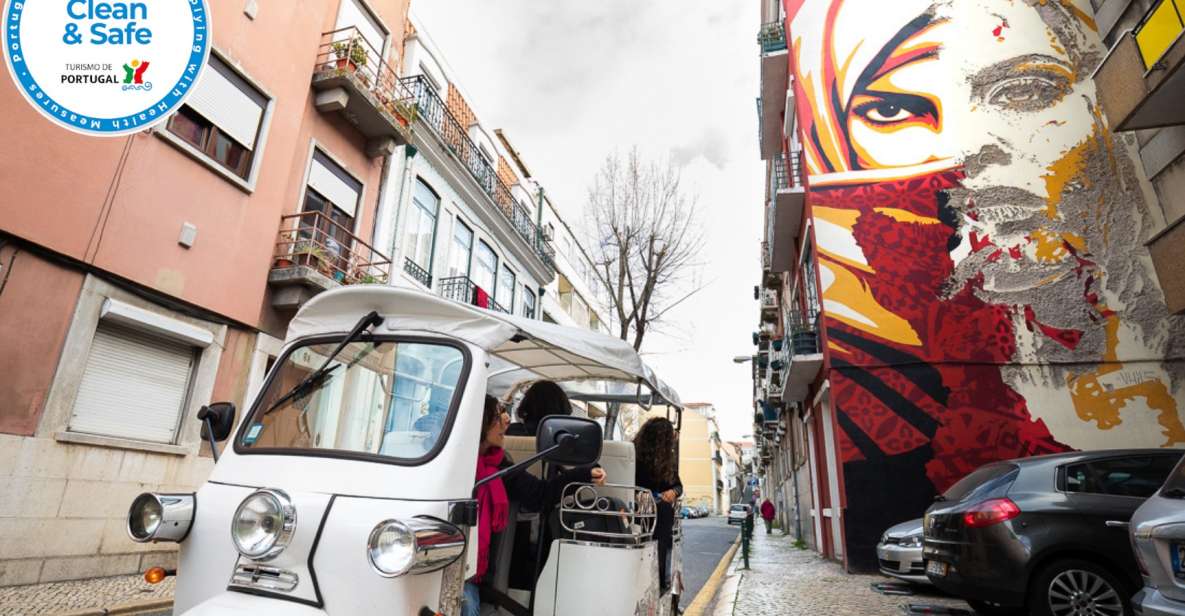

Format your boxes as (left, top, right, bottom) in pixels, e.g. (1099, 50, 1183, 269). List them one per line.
(179, 591, 327, 616)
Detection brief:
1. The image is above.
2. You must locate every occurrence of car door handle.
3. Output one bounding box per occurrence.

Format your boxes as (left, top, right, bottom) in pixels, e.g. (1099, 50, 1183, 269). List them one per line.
(1105, 520, 1129, 529)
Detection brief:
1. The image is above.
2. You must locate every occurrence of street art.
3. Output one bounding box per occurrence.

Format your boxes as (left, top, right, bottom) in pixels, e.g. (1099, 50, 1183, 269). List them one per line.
(785, 0, 1185, 565)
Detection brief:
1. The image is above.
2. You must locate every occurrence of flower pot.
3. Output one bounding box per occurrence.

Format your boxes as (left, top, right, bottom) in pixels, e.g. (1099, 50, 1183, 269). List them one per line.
(333, 271, 346, 283)
(335, 58, 357, 72)
(274, 257, 294, 269)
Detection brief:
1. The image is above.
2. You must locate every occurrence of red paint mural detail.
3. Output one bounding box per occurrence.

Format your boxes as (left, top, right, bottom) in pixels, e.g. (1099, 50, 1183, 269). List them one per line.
(1023, 305, 1084, 350)
(819, 171, 1069, 492)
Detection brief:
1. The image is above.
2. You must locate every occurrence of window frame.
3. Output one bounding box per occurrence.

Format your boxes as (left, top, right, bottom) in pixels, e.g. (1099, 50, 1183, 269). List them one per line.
(232, 334, 472, 467)
(404, 178, 441, 275)
(522, 286, 537, 319)
(1058, 454, 1182, 499)
(448, 216, 474, 278)
(158, 51, 272, 190)
(498, 264, 517, 310)
(473, 239, 499, 292)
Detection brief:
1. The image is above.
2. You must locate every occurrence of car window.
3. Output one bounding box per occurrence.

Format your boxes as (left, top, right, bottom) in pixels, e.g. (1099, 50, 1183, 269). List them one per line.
(942, 463, 1018, 502)
(1161, 456, 1185, 495)
(1064, 455, 1181, 498)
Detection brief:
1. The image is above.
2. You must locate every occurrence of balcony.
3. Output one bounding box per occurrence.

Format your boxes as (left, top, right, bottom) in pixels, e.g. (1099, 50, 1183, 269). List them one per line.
(767, 150, 806, 272)
(783, 310, 824, 402)
(758, 20, 791, 160)
(403, 257, 432, 288)
(399, 76, 557, 272)
(758, 286, 778, 322)
(310, 27, 415, 156)
(437, 275, 511, 314)
(268, 211, 392, 311)
(1093, 0, 1185, 131)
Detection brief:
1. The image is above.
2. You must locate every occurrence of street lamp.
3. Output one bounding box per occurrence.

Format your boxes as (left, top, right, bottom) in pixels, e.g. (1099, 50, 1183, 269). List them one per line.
(733, 355, 753, 364)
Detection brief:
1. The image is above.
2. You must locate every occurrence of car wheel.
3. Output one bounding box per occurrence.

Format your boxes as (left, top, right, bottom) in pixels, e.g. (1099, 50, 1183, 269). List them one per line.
(966, 600, 1026, 616)
(1027, 559, 1131, 616)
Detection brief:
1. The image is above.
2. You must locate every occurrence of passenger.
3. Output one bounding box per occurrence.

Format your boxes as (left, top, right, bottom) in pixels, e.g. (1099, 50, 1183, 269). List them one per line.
(506, 380, 572, 436)
(467, 395, 606, 609)
(633, 417, 683, 594)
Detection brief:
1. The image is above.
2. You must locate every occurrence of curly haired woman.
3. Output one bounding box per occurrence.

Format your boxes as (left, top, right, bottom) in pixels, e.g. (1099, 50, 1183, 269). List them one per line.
(633, 417, 682, 593)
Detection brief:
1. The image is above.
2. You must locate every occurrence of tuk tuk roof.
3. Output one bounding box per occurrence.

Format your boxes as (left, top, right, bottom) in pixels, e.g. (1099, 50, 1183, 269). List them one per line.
(287, 286, 681, 407)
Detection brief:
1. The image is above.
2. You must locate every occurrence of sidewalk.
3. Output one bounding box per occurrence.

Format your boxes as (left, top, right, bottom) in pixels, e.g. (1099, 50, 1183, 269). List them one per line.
(0, 574, 173, 616)
(710, 529, 972, 615)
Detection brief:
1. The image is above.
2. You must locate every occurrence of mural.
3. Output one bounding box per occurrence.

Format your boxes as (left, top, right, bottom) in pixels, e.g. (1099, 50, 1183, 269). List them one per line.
(784, 0, 1185, 565)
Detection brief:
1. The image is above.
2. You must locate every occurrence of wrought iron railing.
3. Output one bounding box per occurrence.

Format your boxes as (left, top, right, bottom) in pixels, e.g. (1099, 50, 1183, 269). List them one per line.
(787, 309, 820, 355)
(758, 20, 787, 53)
(312, 27, 417, 127)
(397, 75, 556, 270)
(439, 275, 478, 304)
(403, 257, 432, 288)
(1135, 0, 1184, 69)
(490, 299, 511, 314)
(272, 211, 391, 285)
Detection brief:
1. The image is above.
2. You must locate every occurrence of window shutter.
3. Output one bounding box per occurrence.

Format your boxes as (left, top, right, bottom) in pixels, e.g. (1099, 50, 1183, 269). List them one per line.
(186, 57, 266, 149)
(69, 323, 196, 444)
(308, 152, 361, 218)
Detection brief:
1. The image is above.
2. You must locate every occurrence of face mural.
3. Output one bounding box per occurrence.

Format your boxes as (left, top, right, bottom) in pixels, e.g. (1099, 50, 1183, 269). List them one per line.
(785, 0, 1185, 545)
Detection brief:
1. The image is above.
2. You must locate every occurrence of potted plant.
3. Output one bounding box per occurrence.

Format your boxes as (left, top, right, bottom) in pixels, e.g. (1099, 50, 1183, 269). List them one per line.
(332, 36, 369, 73)
(390, 98, 418, 128)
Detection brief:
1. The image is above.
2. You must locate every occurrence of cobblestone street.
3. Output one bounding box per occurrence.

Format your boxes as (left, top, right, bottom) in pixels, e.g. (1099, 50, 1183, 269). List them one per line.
(0, 574, 173, 616)
(714, 529, 972, 615)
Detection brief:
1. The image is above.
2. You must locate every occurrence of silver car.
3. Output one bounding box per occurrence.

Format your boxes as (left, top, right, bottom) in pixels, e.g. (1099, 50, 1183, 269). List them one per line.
(876, 518, 928, 584)
(1132, 456, 1185, 616)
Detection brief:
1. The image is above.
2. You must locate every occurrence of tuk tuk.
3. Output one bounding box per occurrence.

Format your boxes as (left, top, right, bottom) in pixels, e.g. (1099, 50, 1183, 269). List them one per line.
(123, 286, 685, 615)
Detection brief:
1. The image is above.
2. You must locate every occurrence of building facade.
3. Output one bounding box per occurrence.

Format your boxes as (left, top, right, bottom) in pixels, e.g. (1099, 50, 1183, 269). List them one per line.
(750, 0, 1185, 572)
(0, 0, 573, 586)
(677, 403, 724, 514)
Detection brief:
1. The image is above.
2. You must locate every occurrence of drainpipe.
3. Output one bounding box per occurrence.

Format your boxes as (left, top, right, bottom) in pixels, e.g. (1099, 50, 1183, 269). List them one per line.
(384, 145, 418, 273)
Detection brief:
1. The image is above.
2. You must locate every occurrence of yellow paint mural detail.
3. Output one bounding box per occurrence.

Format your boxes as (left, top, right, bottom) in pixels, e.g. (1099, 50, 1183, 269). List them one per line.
(1067, 315, 1185, 445)
(821, 259, 923, 347)
(1032, 229, 1086, 264)
(871, 207, 942, 225)
(1042, 136, 1091, 220)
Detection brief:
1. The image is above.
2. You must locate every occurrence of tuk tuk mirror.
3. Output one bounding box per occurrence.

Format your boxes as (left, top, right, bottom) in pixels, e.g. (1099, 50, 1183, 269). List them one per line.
(536, 416, 602, 466)
(198, 402, 236, 442)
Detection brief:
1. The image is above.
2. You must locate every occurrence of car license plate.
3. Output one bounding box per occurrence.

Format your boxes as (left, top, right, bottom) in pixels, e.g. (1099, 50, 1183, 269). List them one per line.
(926, 560, 948, 577)
(1172, 543, 1185, 580)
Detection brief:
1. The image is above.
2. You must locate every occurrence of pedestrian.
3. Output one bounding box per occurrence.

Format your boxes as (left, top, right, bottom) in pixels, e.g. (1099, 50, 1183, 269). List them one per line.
(633, 417, 682, 594)
(760, 498, 776, 534)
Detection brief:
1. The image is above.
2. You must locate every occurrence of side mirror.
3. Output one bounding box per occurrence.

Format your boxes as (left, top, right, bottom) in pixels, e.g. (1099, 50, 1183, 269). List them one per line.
(198, 402, 236, 442)
(536, 416, 602, 467)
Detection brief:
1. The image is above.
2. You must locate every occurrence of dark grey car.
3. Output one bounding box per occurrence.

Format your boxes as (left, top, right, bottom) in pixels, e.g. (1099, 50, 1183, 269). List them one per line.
(923, 449, 1183, 616)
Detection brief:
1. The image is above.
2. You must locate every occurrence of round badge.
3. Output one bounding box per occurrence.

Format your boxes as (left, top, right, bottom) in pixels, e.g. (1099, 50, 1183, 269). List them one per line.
(2, 0, 212, 136)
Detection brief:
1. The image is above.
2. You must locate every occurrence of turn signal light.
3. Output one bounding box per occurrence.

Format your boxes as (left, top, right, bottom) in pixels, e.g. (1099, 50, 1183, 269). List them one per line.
(144, 567, 167, 584)
(962, 498, 1021, 528)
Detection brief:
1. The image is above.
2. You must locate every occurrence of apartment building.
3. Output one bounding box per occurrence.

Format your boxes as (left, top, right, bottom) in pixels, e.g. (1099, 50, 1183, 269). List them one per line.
(1090, 0, 1185, 313)
(678, 403, 724, 514)
(0, 0, 418, 585)
(750, 0, 1185, 572)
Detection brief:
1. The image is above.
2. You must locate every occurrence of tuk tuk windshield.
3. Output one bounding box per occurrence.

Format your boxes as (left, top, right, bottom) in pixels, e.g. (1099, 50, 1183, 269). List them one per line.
(238, 339, 466, 461)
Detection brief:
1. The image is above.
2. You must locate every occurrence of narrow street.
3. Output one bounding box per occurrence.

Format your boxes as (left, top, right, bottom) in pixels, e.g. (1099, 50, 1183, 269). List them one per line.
(679, 517, 739, 610)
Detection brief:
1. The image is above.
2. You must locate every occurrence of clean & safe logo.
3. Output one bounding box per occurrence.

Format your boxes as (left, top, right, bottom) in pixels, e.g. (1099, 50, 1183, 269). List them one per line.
(2, 0, 211, 136)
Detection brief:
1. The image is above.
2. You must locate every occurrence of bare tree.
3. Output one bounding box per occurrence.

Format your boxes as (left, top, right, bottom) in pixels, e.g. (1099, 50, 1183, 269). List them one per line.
(585, 147, 705, 351)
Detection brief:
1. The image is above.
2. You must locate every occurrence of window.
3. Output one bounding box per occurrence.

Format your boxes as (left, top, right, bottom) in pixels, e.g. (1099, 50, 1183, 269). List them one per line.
(497, 265, 516, 309)
(403, 179, 439, 274)
(241, 340, 466, 461)
(473, 240, 498, 294)
(300, 151, 362, 277)
(69, 322, 197, 444)
(448, 218, 473, 278)
(940, 463, 1018, 502)
(334, 0, 387, 63)
(522, 287, 537, 319)
(801, 241, 821, 315)
(1064, 455, 1181, 498)
(166, 55, 267, 180)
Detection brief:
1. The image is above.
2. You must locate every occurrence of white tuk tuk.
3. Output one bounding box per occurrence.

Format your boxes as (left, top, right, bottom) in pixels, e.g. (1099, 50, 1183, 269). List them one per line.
(124, 286, 685, 616)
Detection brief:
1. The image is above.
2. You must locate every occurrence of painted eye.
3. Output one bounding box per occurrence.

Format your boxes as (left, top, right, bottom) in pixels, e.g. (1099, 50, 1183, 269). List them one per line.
(987, 77, 1066, 112)
(862, 103, 913, 123)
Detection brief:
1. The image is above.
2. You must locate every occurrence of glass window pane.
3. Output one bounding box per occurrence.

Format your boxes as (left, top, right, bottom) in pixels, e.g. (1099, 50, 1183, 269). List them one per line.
(242, 341, 465, 461)
(1078, 456, 1182, 498)
(497, 265, 515, 307)
(168, 106, 209, 148)
(449, 220, 473, 278)
(474, 241, 497, 292)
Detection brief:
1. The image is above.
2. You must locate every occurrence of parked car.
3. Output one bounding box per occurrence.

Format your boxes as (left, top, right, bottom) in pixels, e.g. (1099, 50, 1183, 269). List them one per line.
(1131, 453, 1185, 616)
(727, 504, 751, 525)
(697, 506, 710, 518)
(680, 506, 693, 519)
(923, 449, 1182, 616)
(876, 518, 928, 585)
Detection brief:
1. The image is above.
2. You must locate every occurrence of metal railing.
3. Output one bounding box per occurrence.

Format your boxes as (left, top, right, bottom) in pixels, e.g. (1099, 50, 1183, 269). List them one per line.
(559, 483, 657, 544)
(1135, 0, 1184, 69)
(272, 211, 391, 285)
(758, 20, 787, 53)
(398, 75, 556, 270)
(439, 275, 478, 304)
(403, 257, 432, 288)
(312, 27, 417, 125)
(787, 309, 820, 356)
(773, 150, 804, 192)
(489, 299, 511, 314)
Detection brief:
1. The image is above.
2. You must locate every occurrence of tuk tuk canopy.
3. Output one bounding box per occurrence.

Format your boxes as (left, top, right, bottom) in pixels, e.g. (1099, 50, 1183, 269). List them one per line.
(287, 286, 681, 408)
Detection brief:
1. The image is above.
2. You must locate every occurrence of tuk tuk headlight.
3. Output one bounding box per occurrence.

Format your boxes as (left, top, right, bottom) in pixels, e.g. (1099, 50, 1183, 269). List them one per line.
(368, 517, 465, 577)
(232, 489, 295, 561)
(127, 493, 194, 543)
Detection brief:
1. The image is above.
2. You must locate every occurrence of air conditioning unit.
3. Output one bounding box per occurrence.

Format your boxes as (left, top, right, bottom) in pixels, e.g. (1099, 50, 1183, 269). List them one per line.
(542, 223, 555, 242)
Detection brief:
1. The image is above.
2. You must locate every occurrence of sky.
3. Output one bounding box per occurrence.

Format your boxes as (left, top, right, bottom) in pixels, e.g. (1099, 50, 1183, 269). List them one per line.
(413, 1, 765, 441)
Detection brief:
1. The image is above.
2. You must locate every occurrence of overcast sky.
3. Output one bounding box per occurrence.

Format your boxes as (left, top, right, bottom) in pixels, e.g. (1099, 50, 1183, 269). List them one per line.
(414, 1, 765, 441)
